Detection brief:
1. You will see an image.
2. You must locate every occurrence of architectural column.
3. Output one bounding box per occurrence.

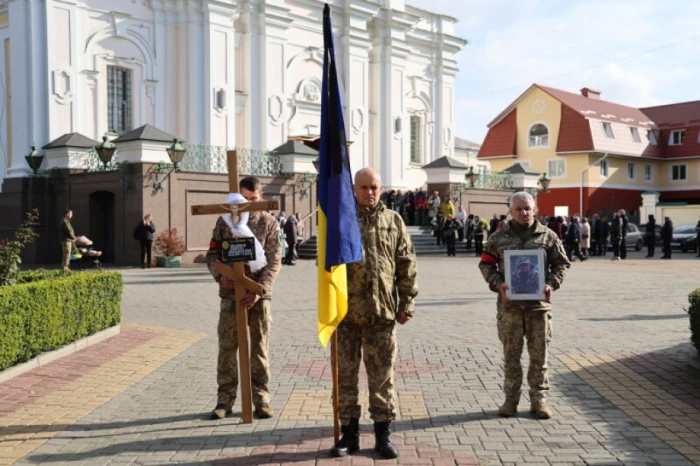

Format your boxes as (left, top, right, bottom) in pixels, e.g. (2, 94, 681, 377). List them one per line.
(369, 8, 417, 188)
(341, 0, 378, 175)
(204, 1, 238, 148)
(239, 0, 291, 152)
(6, 0, 49, 177)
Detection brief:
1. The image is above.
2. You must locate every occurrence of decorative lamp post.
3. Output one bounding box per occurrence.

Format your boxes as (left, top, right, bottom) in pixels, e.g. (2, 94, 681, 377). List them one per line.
(94, 135, 117, 169)
(539, 173, 551, 193)
(25, 145, 44, 176)
(166, 138, 186, 170)
(466, 166, 479, 187)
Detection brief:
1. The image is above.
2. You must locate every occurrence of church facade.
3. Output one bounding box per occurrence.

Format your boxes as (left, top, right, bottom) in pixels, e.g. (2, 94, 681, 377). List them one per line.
(0, 0, 465, 191)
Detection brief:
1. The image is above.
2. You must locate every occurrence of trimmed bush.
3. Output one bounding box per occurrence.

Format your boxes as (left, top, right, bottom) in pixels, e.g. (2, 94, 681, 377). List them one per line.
(0, 270, 122, 371)
(688, 289, 700, 356)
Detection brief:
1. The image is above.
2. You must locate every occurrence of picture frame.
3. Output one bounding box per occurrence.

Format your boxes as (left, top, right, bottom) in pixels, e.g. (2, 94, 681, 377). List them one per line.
(504, 249, 546, 301)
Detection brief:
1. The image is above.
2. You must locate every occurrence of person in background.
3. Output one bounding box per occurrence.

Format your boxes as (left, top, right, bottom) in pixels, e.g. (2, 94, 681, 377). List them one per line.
(549, 216, 563, 240)
(295, 212, 305, 260)
(283, 213, 298, 266)
(414, 188, 427, 226)
(591, 214, 602, 256)
(610, 213, 623, 261)
(619, 209, 629, 260)
(661, 217, 673, 259)
(432, 212, 444, 247)
(496, 214, 508, 231)
(601, 216, 610, 256)
(405, 190, 415, 226)
(384, 190, 396, 210)
(136, 214, 156, 268)
(645, 214, 656, 258)
(466, 214, 475, 250)
(566, 216, 587, 262)
(441, 215, 462, 257)
(395, 190, 405, 219)
(427, 191, 441, 226)
(580, 217, 591, 258)
(440, 196, 455, 219)
(489, 213, 499, 236)
(455, 205, 467, 242)
(59, 209, 76, 272)
(473, 215, 486, 257)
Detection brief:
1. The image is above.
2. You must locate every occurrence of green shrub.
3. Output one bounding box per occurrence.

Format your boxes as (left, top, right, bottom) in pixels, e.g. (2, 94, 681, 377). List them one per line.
(0, 209, 40, 286)
(687, 289, 700, 356)
(0, 270, 122, 371)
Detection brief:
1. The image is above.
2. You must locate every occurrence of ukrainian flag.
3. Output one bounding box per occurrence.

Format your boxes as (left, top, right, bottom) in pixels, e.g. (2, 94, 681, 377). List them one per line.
(317, 3, 363, 348)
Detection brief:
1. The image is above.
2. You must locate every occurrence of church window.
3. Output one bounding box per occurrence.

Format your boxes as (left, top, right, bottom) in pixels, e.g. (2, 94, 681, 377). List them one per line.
(107, 66, 133, 134)
(410, 115, 422, 164)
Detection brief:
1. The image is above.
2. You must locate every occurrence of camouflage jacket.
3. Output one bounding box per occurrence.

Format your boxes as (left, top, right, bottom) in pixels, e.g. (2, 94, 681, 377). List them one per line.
(206, 212, 282, 300)
(346, 203, 418, 325)
(58, 218, 76, 242)
(479, 220, 570, 312)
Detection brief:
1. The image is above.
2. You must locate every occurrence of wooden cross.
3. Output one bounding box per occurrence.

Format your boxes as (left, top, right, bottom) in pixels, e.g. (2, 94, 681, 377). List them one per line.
(191, 150, 279, 424)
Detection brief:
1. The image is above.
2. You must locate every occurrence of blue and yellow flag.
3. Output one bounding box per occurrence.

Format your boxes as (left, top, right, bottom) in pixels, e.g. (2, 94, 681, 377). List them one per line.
(317, 3, 363, 347)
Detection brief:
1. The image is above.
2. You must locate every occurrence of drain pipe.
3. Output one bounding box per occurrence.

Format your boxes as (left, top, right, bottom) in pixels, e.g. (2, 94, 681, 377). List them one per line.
(580, 153, 608, 217)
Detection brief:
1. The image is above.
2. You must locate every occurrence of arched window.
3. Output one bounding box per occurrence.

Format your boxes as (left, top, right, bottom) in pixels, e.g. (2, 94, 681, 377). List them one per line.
(528, 123, 549, 147)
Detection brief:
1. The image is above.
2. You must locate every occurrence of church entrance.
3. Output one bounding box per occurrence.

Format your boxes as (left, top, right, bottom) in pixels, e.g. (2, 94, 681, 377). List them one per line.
(89, 191, 116, 263)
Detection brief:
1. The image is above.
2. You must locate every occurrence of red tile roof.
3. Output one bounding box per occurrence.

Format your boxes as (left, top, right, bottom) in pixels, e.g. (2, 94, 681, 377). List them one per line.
(478, 109, 517, 159)
(641, 101, 700, 129)
(537, 85, 654, 127)
(556, 104, 594, 153)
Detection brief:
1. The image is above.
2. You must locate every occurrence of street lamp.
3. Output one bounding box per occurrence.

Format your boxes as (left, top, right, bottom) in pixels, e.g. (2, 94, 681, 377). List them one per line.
(539, 173, 551, 193)
(466, 166, 479, 187)
(166, 138, 186, 170)
(25, 145, 44, 176)
(94, 135, 117, 169)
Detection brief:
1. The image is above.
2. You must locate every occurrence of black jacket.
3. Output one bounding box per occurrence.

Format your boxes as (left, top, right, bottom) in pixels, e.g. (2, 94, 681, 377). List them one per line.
(566, 222, 581, 244)
(593, 219, 603, 237)
(661, 221, 673, 241)
(137, 221, 156, 241)
(621, 215, 629, 237)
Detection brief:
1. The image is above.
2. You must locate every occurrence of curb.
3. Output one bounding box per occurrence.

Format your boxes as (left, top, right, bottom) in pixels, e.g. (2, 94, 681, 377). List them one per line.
(0, 325, 121, 384)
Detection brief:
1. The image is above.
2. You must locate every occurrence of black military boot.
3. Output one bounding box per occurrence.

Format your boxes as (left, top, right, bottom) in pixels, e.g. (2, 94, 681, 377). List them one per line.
(330, 418, 360, 457)
(374, 421, 399, 459)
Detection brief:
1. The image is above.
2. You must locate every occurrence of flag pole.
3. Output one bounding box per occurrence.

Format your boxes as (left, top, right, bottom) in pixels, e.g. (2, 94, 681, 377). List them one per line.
(331, 330, 340, 444)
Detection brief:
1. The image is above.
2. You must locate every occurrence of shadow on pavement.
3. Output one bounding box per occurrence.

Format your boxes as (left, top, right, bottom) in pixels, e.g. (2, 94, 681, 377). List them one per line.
(582, 313, 688, 322)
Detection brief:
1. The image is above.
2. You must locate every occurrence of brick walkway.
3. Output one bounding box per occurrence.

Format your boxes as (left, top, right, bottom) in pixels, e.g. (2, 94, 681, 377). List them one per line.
(1, 250, 700, 465)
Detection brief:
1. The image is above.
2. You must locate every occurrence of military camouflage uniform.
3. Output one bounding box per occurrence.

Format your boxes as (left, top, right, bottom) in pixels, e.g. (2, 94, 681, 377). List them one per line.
(339, 202, 418, 424)
(478, 220, 569, 403)
(206, 212, 281, 407)
(511, 270, 539, 294)
(58, 217, 76, 270)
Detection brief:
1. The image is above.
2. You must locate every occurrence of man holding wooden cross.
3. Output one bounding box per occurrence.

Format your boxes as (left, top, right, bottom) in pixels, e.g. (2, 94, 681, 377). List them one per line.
(206, 176, 282, 420)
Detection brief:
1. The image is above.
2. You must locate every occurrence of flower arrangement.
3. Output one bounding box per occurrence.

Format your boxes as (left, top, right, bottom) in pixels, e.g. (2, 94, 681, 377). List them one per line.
(153, 228, 186, 257)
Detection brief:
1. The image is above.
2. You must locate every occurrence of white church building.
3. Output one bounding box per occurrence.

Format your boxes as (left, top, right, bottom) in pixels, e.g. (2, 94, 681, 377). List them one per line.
(0, 0, 465, 191)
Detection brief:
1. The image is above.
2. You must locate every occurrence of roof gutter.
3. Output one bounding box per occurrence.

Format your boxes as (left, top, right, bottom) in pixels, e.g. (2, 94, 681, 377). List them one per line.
(580, 153, 608, 217)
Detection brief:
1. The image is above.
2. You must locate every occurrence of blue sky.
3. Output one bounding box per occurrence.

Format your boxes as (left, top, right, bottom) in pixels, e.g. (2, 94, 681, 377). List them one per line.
(407, 0, 700, 143)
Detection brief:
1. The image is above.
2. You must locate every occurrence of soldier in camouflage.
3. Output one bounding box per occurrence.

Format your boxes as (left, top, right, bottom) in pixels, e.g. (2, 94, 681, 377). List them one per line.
(479, 191, 569, 419)
(206, 176, 282, 420)
(330, 168, 418, 460)
(511, 259, 539, 294)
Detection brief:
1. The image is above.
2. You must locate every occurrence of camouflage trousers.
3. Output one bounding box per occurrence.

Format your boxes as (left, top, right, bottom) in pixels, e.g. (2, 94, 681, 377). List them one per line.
(497, 309, 552, 403)
(337, 320, 397, 424)
(216, 298, 272, 407)
(61, 241, 72, 270)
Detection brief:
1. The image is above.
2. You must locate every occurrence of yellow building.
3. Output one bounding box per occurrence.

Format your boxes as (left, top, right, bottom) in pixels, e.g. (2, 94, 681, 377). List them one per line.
(477, 84, 700, 219)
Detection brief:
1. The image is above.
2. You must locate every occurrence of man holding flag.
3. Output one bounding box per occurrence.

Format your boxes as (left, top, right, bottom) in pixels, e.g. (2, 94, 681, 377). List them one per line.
(316, 3, 417, 460)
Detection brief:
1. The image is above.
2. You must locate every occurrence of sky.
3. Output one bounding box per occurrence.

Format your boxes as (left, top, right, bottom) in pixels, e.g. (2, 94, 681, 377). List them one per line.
(406, 0, 700, 144)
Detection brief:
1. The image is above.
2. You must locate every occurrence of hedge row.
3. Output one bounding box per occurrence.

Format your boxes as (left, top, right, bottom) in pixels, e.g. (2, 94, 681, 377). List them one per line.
(0, 270, 123, 371)
(689, 289, 700, 356)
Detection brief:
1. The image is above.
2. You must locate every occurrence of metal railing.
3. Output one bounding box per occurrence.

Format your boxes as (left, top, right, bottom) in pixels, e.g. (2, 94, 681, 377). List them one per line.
(471, 172, 513, 190)
(180, 143, 282, 176)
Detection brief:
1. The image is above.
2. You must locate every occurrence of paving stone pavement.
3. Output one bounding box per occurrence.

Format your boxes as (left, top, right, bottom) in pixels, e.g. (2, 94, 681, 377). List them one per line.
(2, 249, 700, 465)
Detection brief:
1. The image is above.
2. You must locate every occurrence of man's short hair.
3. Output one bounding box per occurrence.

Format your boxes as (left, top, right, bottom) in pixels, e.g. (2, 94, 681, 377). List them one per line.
(509, 191, 535, 208)
(64, 209, 72, 216)
(240, 176, 262, 192)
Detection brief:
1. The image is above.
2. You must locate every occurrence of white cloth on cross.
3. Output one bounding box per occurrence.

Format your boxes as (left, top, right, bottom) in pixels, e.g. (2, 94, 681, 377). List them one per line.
(221, 193, 267, 272)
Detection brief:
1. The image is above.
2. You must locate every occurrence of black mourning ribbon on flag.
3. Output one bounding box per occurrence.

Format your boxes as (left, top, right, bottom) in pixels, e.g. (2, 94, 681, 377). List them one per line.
(323, 4, 350, 178)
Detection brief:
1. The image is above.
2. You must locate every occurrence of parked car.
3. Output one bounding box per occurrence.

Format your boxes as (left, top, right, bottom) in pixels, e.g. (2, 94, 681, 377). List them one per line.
(607, 223, 644, 251)
(671, 225, 698, 252)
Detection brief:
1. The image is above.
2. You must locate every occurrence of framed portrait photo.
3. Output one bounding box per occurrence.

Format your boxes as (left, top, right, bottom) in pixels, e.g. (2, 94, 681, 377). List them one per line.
(504, 249, 546, 301)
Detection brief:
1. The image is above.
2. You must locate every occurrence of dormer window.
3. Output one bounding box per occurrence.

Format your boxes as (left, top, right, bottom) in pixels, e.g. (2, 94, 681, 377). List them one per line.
(528, 123, 549, 147)
(602, 122, 614, 138)
(630, 127, 641, 143)
(670, 130, 685, 146)
(647, 130, 657, 145)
